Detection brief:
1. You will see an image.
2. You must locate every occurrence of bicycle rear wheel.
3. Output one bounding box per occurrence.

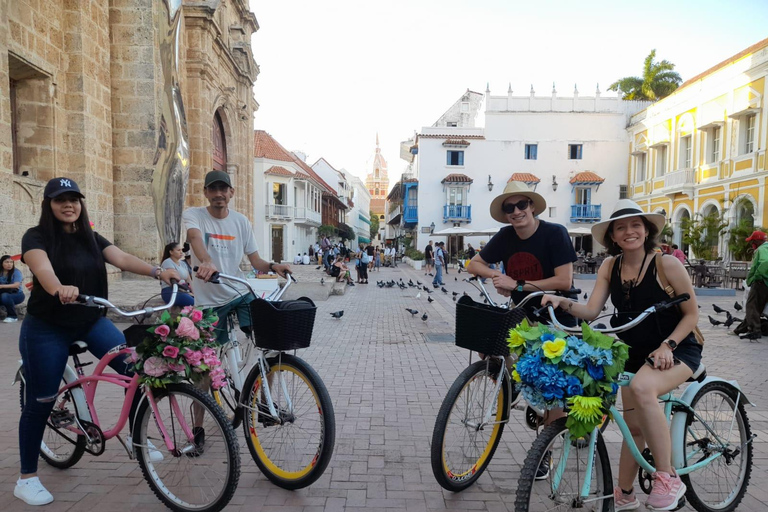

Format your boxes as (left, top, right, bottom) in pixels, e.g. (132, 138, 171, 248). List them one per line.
(19, 375, 86, 470)
(515, 418, 612, 512)
(681, 382, 752, 512)
(241, 353, 335, 489)
(135, 383, 240, 512)
(431, 358, 512, 492)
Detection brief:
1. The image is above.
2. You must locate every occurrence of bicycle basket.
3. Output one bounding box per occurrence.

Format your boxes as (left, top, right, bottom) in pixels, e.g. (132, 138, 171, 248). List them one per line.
(455, 295, 528, 356)
(123, 324, 156, 348)
(249, 296, 317, 350)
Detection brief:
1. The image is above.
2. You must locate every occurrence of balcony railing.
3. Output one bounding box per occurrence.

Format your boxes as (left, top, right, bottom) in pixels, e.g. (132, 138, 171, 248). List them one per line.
(294, 207, 322, 225)
(570, 204, 601, 223)
(266, 204, 294, 218)
(664, 169, 695, 188)
(387, 205, 402, 224)
(403, 205, 418, 224)
(443, 204, 471, 222)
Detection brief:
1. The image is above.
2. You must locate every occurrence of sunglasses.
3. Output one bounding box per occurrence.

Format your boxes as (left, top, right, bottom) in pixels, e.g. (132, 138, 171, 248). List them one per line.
(621, 280, 634, 310)
(501, 200, 532, 214)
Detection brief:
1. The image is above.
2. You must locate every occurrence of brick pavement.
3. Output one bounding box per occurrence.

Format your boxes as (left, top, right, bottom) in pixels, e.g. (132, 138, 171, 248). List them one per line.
(0, 264, 765, 511)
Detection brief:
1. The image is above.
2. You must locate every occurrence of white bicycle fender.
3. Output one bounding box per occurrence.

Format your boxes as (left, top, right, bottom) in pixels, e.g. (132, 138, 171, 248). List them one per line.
(670, 376, 752, 469)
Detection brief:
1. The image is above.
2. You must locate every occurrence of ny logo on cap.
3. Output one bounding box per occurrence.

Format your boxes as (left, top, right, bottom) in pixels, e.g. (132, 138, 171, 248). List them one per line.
(60, 179, 72, 188)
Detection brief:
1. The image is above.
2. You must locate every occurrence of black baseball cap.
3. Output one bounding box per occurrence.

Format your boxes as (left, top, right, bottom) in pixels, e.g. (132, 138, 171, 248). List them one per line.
(204, 170, 232, 188)
(44, 177, 85, 199)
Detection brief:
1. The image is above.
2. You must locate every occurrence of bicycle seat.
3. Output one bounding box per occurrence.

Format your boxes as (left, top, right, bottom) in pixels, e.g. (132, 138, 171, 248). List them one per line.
(69, 340, 88, 356)
(686, 363, 706, 383)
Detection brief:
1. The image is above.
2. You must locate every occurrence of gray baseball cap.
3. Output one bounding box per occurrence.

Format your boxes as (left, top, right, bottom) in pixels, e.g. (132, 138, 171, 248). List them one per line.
(204, 170, 232, 188)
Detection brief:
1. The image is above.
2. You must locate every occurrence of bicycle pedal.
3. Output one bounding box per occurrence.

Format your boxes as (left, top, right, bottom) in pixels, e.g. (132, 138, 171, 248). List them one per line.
(50, 409, 75, 429)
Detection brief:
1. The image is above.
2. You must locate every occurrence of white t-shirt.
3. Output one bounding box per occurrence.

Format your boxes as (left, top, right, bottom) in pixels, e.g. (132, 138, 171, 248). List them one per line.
(182, 206, 259, 307)
(302, 254, 310, 265)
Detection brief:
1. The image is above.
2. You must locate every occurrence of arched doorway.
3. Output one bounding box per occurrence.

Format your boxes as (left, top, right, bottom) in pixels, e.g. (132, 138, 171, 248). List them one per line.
(674, 209, 691, 254)
(212, 111, 227, 172)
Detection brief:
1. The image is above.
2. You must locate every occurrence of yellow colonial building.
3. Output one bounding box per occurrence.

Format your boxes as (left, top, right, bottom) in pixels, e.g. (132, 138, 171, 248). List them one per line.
(628, 37, 768, 258)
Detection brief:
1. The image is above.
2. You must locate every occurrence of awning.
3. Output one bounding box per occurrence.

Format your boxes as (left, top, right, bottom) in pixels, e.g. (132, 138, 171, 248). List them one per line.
(441, 173, 473, 184)
(568, 226, 592, 236)
(509, 173, 540, 184)
(358, 236, 371, 244)
(569, 171, 605, 185)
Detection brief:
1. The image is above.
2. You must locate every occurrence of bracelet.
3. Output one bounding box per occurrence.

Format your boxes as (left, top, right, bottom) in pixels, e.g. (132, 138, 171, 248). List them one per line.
(269, 262, 276, 273)
(152, 266, 163, 280)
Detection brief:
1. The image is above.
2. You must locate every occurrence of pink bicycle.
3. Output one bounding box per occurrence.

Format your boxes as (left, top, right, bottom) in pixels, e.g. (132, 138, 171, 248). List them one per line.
(14, 285, 241, 512)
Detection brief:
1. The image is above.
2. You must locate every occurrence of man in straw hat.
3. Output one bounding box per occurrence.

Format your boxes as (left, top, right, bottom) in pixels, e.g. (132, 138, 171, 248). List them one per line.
(467, 181, 577, 308)
(541, 199, 700, 511)
(733, 230, 768, 340)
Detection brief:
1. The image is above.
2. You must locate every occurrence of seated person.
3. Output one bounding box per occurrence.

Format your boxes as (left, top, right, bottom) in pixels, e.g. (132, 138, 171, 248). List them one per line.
(331, 255, 354, 285)
(293, 253, 302, 265)
(0, 255, 25, 323)
(302, 252, 310, 265)
(159, 243, 194, 307)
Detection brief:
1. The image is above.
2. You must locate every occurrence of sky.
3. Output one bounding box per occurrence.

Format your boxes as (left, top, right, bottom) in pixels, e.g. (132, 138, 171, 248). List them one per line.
(249, 0, 768, 186)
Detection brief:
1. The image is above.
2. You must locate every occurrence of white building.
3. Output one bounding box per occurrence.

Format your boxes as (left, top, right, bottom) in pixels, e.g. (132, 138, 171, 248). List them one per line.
(254, 130, 343, 262)
(311, 158, 372, 247)
(409, 87, 650, 257)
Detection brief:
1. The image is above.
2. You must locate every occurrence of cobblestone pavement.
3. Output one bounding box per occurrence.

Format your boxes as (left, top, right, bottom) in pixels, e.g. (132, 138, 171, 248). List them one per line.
(0, 264, 766, 511)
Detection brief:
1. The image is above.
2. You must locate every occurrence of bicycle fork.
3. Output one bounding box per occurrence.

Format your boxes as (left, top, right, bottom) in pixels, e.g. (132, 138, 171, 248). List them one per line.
(144, 387, 198, 456)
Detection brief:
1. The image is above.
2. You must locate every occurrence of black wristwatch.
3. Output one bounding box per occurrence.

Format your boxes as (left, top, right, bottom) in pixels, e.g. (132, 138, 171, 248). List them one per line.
(663, 339, 678, 350)
(516, 280, 525, 292)
(269, 262, 276, 273)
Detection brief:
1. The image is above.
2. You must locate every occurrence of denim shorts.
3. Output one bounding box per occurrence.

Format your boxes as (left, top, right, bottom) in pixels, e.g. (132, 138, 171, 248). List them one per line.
(625, 336, 703, 373)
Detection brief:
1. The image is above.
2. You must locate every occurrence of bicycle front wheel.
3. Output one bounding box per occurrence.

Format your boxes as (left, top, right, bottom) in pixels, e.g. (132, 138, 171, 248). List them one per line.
(431, 358, 511, 492)
(515, 418, 612, 512)
(242, 353, 335, 489)
(135, 383, 241, 512)
(681, 382, 753, 512)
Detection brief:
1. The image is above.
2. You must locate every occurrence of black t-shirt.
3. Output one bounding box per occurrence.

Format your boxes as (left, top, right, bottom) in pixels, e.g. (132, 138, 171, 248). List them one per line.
(425, 244, 433, 259)
(479, 220, 577, 304)
(21, 227, 112, 327)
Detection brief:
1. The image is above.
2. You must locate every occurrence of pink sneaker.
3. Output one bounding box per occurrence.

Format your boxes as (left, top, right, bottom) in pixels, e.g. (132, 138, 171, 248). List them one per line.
(613, 487, 639, 511)
(646, 471, 686, 510)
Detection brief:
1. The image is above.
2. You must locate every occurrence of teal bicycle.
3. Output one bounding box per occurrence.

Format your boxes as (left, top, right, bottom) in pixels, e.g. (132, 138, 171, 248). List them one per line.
(515, 294, 754, 512)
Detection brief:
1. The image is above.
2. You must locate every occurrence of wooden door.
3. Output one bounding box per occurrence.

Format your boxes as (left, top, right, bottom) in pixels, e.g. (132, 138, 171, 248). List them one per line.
(271, 225, 283, 262)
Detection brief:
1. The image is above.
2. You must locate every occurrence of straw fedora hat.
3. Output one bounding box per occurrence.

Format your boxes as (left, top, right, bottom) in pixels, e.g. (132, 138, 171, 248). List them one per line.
(591, 199, 666, 247)
(489, 181, 547, 223)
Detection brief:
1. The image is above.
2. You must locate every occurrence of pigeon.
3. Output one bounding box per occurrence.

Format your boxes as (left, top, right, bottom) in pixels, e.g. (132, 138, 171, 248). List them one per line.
(427, 296, 434, 303)
(583, 293, 588, 300)
(377, 281, 385, 288)
(455, 277, 458, 281)
(433, 283, 439, 289)
(708, 315, 722, 326)
(415, 292, 421, 299)
(452, 291, 459, 296)
(463, 291, 469, 297)
(441, 287, 448, 294)
(416, 281, 422, 286)
(426, 288, 433, 294)
(330, 311, 344, 319)
(408, 280, 414, 286)
(723, 312, 735, 328)
(423, 286, 430, 292)
(405, 308, 418, 316)
(452, 296, 457, 302)
(713, 304, 726, 314)
(320, 278, 324, 285)
(421, 313, 428, 321)
(734, 301, 743, 311)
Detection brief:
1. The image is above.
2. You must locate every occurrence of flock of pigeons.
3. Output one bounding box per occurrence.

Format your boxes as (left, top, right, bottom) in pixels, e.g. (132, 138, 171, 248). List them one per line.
(707, 302, 743, 328)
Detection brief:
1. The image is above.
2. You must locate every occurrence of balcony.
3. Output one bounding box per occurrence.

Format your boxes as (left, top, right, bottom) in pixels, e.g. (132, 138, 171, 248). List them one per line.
(443, 204, 471, 223)
(662, 169, 695, 198)
(570, 204, 602, 223)
(403, 205, 418, 225)
(265, 204, 294, 219)
(386, 205, 402, 224)
(294, 207, 321, 226)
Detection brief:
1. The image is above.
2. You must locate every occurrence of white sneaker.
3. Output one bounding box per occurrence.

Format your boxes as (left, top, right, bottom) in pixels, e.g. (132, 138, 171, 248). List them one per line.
(127, 435, 165, 462)
(14, 477, 54, 506)
(3, 317, 18, 323)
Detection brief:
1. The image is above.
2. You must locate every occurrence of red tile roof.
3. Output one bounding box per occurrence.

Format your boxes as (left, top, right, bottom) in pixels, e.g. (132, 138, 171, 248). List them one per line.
(264, 165, 293, 177)
(441, 173, 473, 183)
(254, 130, 339, 198)
(509, 173, 540, 183)
(569, 171, 605, 184)
(442, 139, 471, 146)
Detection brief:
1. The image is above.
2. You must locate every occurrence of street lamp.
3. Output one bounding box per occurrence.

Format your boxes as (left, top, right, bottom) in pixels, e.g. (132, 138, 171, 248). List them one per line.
(487, 175, 494, 191)
(552, 175, 559, 192)
(430, 222, 435, 234)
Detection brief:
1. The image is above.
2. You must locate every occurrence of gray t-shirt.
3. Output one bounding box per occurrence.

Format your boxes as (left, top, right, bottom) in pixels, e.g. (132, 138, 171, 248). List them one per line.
(182, 207, 259, 307)
(160, 258, 191, 289)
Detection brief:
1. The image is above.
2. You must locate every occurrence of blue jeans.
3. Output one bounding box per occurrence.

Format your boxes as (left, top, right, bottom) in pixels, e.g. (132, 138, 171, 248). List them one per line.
(1, 289, 24, 318)
(18, 314, 130, 474)
(161, 287, 195, 307)
(212, 293, 255, 344)
(432, 263, 444, 285)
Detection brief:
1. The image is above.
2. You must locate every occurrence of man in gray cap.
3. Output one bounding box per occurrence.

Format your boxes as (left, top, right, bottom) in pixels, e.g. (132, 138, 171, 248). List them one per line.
(184, 170, 291, 344)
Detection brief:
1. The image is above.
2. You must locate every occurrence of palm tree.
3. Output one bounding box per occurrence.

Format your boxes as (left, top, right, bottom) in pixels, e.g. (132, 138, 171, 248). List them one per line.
(608, 50, 682, 101)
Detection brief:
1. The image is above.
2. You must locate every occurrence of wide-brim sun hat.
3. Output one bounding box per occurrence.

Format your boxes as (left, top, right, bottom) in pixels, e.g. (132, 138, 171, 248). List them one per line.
(489, 181, 547, 223)
(591, 199, 666, 247)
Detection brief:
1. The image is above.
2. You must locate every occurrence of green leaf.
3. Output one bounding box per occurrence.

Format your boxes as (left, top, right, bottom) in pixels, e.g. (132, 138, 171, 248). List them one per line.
(160, 310, 171, 324)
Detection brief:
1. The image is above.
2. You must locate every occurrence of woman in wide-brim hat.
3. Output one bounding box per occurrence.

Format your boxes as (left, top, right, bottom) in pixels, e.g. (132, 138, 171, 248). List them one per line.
(541, 199, 700, 510)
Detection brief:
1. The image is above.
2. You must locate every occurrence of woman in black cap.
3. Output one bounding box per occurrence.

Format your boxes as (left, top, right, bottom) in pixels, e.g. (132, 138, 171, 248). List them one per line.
(15, 177, 180, 506)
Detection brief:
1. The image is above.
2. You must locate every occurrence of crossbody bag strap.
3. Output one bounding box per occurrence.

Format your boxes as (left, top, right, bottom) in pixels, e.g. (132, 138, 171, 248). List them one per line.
(654, 253, 676, 298)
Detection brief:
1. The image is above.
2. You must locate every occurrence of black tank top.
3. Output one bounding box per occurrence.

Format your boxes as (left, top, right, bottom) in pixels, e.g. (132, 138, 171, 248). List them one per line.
(609, 254, 694, 362)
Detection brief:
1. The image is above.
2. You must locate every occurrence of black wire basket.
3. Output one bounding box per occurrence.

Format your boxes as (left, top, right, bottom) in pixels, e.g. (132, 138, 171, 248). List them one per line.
(455, 295, 528, 356)
(249, 296, 317, 351)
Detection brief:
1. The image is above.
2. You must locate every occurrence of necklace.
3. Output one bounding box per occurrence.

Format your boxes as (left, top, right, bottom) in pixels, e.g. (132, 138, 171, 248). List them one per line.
(618, 251, 649, 307)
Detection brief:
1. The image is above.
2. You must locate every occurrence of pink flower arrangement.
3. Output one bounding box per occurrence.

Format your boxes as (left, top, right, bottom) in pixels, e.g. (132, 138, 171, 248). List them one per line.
(129, 307, 224, 389)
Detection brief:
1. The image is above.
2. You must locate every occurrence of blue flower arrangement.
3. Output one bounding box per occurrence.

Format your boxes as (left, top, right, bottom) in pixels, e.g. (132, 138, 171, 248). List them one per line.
(508, 319, 629, 438)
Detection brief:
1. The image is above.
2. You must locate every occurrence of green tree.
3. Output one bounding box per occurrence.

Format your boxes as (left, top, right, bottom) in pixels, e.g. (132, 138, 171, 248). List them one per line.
(608, 50, 682, 101)
(728, 220, 765, 261)
(338, 222, 356, 242)
(681, 210, 728, 260)
(318, 224, 335, 238)
(369, 211, 379, 240)
(660, 223, 674, 244)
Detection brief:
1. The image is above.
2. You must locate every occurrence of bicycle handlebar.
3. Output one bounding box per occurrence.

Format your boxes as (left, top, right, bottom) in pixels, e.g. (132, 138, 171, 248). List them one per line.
(72, 282, 182, 318)
(463, 276, 581, 309)
(535, 293, 691, 334)
(193, 267, 294, 301)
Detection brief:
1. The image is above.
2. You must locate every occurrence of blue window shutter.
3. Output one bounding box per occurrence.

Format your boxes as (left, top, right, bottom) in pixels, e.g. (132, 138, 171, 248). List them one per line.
(458, 151, 464, 165)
